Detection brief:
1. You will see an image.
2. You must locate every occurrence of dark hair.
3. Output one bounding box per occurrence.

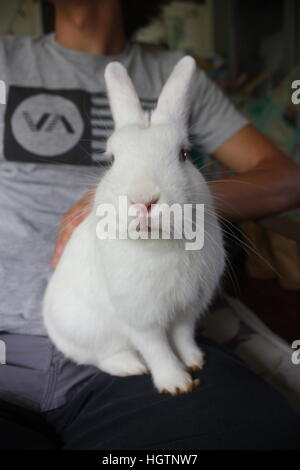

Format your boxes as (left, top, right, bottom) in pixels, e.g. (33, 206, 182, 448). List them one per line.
(42, 1, 172, 37)
(122, 0, 172, 38)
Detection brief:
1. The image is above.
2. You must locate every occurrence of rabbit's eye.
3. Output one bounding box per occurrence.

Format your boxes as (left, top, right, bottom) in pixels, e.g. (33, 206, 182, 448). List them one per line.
(180, 149, 189, 162)
(111, 155, 115, 164)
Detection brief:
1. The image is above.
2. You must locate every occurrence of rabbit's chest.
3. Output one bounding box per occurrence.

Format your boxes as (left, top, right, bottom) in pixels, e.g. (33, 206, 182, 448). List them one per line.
(101, 241, 202, 325)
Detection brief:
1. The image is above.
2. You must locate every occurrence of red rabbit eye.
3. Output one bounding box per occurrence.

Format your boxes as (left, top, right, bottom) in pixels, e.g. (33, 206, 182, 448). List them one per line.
(180, 149, 189, 162)
(111, 154, 115, 164)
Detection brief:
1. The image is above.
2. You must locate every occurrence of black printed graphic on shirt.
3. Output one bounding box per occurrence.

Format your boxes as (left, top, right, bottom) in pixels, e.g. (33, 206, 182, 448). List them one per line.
(4, 86, 157, 165)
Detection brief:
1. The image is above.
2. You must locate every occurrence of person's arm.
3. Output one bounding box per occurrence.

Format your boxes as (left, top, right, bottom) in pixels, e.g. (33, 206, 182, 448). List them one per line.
(51, 125, 300, 268)
(51, 190, 94, 268)
(209, 124, 300, 222)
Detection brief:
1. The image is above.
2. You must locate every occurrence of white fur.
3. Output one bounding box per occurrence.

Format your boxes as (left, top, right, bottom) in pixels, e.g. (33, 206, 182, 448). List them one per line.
(43, 57, 225, 394)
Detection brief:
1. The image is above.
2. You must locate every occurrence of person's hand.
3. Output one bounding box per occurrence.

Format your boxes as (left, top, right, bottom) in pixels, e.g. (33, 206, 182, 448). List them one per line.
(51, 187, 96, 269)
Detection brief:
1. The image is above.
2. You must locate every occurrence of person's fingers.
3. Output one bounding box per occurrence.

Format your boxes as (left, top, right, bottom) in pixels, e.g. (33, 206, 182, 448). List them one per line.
(51, 188, 96, 269)
(51, 229, 73, 269)
(51, 210, 89, 268)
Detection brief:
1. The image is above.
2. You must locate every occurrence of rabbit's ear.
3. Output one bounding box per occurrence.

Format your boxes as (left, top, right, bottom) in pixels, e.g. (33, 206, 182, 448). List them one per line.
(105, 62, 146, 129)
(151, 56, 196, 126)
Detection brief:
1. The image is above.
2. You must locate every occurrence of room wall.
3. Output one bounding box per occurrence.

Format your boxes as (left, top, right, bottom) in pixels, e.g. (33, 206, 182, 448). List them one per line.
(0, 0, 42, 36)
(136, 0, 215, 57)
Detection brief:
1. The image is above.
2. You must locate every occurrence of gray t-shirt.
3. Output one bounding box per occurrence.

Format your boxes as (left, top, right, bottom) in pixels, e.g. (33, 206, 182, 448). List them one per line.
(0, 33, 248, 336)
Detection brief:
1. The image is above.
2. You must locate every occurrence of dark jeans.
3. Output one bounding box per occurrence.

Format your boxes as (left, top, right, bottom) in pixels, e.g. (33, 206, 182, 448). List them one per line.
(1, 337, 300, 450)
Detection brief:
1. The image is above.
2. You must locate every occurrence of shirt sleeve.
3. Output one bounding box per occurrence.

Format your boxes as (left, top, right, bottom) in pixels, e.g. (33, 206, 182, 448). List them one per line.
(189, 68, 249, 155)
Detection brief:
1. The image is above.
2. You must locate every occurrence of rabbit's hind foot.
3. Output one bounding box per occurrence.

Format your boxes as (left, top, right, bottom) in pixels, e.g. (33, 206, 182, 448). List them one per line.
(98, 350, 148, 377)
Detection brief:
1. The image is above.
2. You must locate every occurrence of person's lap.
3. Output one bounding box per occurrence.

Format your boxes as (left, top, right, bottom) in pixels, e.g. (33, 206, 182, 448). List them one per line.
(44, 336, 300, 450)
(0, 400, 59, 449)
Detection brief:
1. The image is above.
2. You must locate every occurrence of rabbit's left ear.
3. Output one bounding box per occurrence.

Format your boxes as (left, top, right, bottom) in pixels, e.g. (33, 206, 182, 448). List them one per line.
(105, 62, 146, 129)
(151, 56, 196, 127)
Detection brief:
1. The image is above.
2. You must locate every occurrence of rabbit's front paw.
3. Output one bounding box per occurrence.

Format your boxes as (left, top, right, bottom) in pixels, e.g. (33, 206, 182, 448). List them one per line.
(154, 370, 199, 396)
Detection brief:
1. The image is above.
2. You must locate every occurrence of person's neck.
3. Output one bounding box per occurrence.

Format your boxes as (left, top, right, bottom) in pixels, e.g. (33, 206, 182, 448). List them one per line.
(54, 1, 127, 56)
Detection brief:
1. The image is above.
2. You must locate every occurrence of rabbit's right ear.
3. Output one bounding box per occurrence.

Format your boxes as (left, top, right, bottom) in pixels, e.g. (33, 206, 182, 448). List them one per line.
(105, 62, 146, 129)
(151, 56, 196, 127)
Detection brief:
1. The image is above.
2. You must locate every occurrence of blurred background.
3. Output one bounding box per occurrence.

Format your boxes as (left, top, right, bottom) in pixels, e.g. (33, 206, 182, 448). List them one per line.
(2, 0, 299, 84)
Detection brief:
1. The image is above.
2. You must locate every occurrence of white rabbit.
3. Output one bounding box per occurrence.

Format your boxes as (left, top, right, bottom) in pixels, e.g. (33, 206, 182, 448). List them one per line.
(43, 56, 225, 395)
